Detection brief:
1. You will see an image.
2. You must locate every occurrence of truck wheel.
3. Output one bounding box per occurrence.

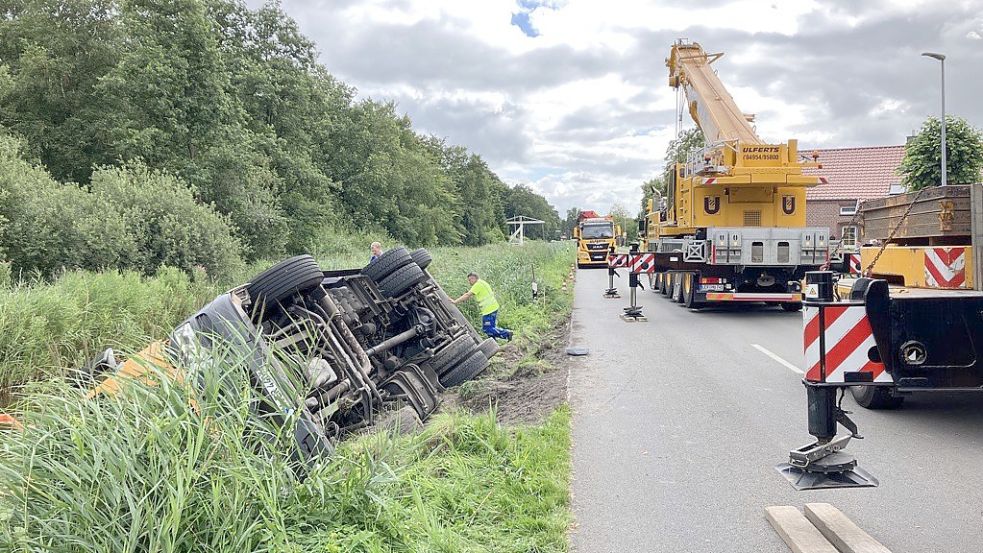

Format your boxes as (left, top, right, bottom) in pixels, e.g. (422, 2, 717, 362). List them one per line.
(247, 255, 324, 317)
(851, 386, 904, 409)
(440, 350, 489, 388)
(477, 338, 499, 359)
(410, 248, 433, 270)
(674, 274, 685, 303)
(431, 334, 476, 376)
(361, 247, 412, 282)
(682, 273, 698, 308)
(378, 263, 427, 298)
(652, 273, 662, 292)
(780, 302, 802, 312)
(663, 273, 673, 298)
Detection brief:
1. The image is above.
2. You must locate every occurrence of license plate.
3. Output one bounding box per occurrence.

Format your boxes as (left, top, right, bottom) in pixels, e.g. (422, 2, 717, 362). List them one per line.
(699, 284, 725, 292)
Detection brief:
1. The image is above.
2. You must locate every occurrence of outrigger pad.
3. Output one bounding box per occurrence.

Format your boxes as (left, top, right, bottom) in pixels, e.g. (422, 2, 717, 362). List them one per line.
(775, 458, 879, 491)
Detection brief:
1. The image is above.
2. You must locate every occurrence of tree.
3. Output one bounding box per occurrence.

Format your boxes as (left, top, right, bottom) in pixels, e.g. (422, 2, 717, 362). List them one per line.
(0, 0, 122, 183)
(608, 203, 635, 241)
(637, 127, 706, 218)
(501, 184, 561, 240)
(662, 127, 705, 184)
(563, 207, 581, 238)
(898, 116, 983, 190)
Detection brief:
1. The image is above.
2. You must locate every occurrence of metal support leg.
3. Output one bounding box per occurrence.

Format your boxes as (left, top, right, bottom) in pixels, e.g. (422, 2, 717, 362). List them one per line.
(620, 273, 646, 322)
(604, 267, 620, 298)
(776, 384, 877, 490)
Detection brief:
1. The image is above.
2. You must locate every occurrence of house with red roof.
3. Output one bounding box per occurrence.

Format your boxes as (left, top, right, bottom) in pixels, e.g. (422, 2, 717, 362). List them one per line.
(802, 145, 906, 247)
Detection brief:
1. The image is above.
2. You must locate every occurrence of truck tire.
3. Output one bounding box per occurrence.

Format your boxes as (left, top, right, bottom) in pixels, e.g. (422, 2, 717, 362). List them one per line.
(431, 334, 476, 376)
(780, 302, 802, 312)
(682, 273, 697, 308)
(674, 274, 685, 303)
(410, 248, 433, 270)
(378, 263, 427, 298)
(361, 247, 412, 282)
(440, 350, 489, 388)
(247, 255, 324, 317)
(851, 386, 904, 409)
(663, 273, 673, 298)
(652, 273, 662, 292)
(477, 337, 499, 359)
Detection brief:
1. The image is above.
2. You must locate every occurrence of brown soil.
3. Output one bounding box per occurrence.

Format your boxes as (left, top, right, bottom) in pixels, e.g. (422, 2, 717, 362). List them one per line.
(443, 317, 572, 426)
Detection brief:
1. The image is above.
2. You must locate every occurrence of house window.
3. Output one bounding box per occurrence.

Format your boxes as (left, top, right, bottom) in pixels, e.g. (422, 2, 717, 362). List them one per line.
(841, 225, 858, 247)
(839, 203, 858, 216)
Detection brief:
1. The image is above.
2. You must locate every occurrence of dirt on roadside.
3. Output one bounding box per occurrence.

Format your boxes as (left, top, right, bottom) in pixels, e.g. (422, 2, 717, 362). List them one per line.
(444, 317, 572, 426)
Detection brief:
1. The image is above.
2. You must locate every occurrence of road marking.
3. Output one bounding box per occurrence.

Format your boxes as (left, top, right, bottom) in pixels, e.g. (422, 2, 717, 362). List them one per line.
(752, 344, 804, 374)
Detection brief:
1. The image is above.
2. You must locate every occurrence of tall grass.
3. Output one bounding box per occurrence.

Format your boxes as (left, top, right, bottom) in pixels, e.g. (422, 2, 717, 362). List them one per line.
(0, 347, 571, 552)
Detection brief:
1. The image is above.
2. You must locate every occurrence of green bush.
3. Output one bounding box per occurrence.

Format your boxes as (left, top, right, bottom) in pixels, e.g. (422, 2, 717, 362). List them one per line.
(0, 135, 137, 277)
(0, 136, 245, 280)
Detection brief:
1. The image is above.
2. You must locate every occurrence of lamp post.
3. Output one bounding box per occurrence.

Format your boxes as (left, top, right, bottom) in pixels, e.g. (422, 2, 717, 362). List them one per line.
(922, 52, 946, 186)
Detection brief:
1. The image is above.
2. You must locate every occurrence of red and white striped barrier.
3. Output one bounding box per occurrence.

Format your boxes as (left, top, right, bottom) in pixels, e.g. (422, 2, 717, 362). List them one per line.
(630, 253, 656, 274)
(607, 253, 656, 273)
(802, 304, 892, 384)
(847, 254, 861, 276)
(924, 247, 967, 289)
(608, 254, 629, 268)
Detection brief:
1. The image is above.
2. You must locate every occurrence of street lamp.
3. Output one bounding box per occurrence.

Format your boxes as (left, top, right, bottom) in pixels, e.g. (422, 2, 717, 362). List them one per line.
(922, 52, 946, 186)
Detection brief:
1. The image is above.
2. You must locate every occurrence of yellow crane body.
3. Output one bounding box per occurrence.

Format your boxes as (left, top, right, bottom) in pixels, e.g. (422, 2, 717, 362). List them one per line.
(641, 40, 838, 308)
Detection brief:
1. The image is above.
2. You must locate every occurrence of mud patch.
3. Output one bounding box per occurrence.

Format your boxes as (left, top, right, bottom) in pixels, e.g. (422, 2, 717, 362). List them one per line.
(444, 318, 572, 426)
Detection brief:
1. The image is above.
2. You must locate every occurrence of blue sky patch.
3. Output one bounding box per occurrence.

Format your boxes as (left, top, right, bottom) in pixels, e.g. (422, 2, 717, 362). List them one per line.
(510, 11, 539, 37)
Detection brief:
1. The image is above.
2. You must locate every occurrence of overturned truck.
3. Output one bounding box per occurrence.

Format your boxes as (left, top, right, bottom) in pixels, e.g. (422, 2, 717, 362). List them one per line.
(77, 247, 499, 462)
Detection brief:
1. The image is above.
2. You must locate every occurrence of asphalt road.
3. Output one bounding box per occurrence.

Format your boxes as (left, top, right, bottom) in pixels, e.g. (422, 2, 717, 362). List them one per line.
(567, 268, 983, 553)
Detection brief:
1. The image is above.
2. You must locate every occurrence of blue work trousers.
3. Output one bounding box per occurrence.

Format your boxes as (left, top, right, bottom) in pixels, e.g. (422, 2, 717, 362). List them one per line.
(481, 311, 513, 340)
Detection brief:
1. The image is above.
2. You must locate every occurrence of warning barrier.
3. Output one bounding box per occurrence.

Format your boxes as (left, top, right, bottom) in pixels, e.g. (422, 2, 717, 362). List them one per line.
(924, 247, 966, 289)
(802, 304, 892, 384)
(606, 253, 655, 273)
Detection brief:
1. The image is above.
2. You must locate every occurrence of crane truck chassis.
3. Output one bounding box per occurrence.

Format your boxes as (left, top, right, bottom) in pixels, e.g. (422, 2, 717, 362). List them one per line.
(1, 248, 498, 464)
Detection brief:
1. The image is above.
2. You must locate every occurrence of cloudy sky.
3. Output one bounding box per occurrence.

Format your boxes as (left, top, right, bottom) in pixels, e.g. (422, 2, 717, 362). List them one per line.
(251, 0, 983, 215)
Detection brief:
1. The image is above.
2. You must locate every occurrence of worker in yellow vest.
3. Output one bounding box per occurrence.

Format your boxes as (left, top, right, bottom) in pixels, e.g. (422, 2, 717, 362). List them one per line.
(452, 272, 513, 341)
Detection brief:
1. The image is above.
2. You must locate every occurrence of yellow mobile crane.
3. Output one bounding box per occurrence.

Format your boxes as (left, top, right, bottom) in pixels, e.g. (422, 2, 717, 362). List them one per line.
(641, 40, 840, 309)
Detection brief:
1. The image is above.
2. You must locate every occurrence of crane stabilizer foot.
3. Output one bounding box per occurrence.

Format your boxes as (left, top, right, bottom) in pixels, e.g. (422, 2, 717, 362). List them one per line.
(776, 435, 878, 490)
(620, 306, 646, 322)
(603, 288, 621, 299)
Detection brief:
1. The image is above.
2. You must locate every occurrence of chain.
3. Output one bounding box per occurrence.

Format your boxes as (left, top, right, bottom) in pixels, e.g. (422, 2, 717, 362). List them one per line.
(862, 187, 931, 276)
(823, 205, 865, 269)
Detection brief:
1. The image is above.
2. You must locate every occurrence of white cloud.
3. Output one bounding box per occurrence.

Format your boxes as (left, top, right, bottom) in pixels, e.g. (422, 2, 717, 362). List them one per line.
(268, 0, 983, 215)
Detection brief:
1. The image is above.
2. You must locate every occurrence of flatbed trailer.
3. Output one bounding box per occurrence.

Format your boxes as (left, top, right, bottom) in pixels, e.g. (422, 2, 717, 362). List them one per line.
(779, 183, 983, 490)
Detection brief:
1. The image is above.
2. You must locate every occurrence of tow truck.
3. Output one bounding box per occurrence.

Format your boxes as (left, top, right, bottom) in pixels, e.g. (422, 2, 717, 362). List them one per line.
(575, 210, 620, 268)
(639, 40, 840, 309)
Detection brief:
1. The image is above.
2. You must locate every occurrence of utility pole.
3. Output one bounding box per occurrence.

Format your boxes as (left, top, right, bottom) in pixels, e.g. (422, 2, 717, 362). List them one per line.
(922, 52, 947, 186)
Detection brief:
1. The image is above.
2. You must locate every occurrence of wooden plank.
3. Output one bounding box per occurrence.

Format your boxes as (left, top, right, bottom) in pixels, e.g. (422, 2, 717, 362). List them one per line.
(765, 506, 839, 553)
(804, 503, 892, 553)
(972, 183, 983, 291)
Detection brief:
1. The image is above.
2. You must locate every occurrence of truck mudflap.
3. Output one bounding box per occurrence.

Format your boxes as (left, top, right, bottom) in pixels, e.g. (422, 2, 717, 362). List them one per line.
(704, 292, 801, 303)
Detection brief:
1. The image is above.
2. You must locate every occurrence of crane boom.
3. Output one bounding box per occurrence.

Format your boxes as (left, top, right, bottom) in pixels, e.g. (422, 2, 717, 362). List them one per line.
(667, 41, 762, 145)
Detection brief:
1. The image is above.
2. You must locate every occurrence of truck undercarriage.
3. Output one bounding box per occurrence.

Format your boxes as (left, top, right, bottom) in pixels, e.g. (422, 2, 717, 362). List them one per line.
(73, 248, 499, 463)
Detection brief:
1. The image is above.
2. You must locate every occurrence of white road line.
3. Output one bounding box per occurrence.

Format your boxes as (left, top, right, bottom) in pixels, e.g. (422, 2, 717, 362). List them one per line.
(752, 344, 804, 375)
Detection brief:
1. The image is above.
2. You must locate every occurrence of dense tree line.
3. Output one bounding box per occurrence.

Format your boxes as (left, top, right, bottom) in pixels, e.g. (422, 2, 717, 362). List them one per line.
(0, 0, 559, 278)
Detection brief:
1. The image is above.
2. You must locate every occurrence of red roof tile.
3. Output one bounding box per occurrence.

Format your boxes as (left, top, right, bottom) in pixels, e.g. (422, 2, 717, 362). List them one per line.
(802, 145, 905, 201)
